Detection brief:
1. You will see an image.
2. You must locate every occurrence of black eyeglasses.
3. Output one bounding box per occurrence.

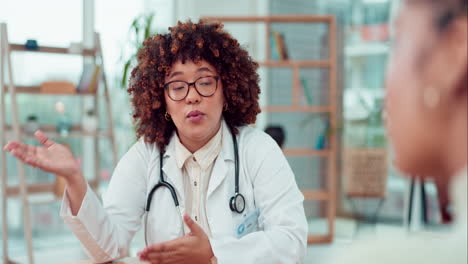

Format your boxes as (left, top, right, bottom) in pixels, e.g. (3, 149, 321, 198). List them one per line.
(163, 76, 219, 101)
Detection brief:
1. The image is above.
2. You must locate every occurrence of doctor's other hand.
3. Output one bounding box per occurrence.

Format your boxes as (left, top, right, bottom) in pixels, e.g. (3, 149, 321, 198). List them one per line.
(3, 130, 81, 181)
(138, 214, 215, 264)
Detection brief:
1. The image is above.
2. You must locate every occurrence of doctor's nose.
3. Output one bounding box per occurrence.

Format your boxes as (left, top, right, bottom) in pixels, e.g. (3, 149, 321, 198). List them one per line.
(185, 84, 201, 104)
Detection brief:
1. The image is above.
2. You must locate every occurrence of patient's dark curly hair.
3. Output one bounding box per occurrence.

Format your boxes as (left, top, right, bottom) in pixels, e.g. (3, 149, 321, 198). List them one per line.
(127, 19, 261, 151)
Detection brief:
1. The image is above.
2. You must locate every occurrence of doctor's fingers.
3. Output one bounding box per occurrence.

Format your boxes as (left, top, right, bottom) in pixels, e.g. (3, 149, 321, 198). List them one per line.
(11, 150, 43, 169)
(183, 215, 205, 236)
(34, 130, 55, 147)
(4, 140, 24, 152)
(7, 142, 38, 161)
(147, 251, 183, 264)
(5, 142, 48, 169)
(148, 239, 187, 253)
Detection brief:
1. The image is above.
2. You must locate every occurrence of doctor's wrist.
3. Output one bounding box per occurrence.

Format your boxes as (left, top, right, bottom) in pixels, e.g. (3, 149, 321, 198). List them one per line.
(66, 171, 85, 187)
(210, 255, 218, 264)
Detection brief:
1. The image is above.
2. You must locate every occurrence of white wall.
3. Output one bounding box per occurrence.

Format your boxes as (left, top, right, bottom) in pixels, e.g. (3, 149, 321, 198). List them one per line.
(174, 0, 265, 60)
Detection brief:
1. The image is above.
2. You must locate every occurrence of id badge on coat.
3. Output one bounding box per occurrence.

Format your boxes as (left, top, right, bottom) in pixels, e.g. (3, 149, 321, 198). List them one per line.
(236, 208, 260, 238)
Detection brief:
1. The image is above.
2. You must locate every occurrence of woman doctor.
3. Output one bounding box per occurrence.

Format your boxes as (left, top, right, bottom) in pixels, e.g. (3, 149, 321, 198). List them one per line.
(4, 20, 308, 264)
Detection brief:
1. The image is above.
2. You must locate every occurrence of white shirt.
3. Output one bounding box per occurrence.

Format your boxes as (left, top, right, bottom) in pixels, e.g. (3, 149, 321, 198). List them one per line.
(174, 121, 223, 236)
(327, 167, 468, 264)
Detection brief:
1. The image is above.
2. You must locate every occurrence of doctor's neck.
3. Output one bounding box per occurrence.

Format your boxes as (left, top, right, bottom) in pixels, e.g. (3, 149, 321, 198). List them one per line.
(177, 121, 222, 153)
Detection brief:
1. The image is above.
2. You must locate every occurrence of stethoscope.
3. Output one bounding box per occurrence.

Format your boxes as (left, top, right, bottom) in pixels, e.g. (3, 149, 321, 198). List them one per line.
(144, 130, 245, 245)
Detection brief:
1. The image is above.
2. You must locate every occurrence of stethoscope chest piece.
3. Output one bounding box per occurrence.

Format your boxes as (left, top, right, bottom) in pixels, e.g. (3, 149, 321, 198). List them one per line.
(230, 192, 245, 214)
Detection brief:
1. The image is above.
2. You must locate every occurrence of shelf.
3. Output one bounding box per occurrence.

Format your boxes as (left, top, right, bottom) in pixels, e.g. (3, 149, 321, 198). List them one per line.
(3, 85, 96, 96)
(362, 0, 390, 4)
(302, 190, 330, 200)
(263, 105, 330, 113)
(283, 148, 330, 157)
(4, 125, 110, 139)
(202, 15, 334, 23)
(5, 179, 99, 198)
(9, 43, 96, 56)
(345, 42, 389, 57)
(259, 60, 330, 68)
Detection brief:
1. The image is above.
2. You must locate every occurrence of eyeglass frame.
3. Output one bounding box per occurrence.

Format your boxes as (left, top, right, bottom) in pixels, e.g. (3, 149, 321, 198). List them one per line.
(163, 75, 220, 101)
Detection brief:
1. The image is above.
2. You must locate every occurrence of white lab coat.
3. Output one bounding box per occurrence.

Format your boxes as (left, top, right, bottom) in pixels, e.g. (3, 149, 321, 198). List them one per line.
(60, 121, 308, 264)
(325, 168, 467, 264)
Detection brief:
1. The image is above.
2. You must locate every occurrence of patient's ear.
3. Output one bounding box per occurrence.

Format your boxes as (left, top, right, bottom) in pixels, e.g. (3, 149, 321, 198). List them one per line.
(438, 17, 467, 98)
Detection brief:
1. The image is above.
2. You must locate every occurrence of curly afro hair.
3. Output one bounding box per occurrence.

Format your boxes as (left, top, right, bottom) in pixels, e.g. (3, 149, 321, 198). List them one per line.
(127, 19, 261, 151)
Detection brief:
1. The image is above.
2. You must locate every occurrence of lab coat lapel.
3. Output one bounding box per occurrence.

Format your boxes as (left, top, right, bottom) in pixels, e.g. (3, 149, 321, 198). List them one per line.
(161, 136, 185, 208)
(207, 121, 235, 199)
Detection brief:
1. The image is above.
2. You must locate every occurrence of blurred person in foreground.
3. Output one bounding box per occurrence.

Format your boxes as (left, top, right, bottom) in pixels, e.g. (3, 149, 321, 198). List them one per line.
(329, 0, 467, 263)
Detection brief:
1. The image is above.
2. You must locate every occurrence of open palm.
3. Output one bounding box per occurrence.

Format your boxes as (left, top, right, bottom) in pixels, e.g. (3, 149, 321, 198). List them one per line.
(3, 130, 80, 179)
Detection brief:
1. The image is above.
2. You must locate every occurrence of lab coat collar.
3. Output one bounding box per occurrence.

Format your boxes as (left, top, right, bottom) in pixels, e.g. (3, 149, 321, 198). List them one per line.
(163, 119, 234, 162)
(164, 119, 234, 161)
(207, 119, 236, 198)
(161, 119, 236, 202)
(220, 119, 235, 162)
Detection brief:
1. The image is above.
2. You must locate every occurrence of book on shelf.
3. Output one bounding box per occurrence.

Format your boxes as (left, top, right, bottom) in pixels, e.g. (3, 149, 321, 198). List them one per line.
(271, 31, 289, 60)
(77, 63, 101, 93)
(40, 81, 76, 94)
(315, 119, 329, 150)
(270, 32, 280, 60)
(300, 78, 313, 105)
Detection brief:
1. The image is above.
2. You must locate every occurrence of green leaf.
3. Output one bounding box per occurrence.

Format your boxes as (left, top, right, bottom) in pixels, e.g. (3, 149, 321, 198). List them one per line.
(120, 12, 156, 89)
(134, 26, 140, 42)
(144, 13, 155, 39)
(121, 60, 132, 88)
(130, 18, 140, 40)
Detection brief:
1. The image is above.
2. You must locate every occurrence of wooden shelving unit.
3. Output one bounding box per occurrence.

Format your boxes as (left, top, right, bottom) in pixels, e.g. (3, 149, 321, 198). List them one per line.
(9, 43, 96, 56)
(259, 60, 330, 68)
(3, 85, 97, 95)
(203, 15, 338, 245)
(0, 23, 118, 264)
(4, 125, 111, 138)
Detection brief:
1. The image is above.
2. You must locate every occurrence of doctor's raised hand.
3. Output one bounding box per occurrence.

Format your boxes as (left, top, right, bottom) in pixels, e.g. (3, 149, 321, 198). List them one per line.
(3, 130, 87, 213)
(3, 130, 79, 177)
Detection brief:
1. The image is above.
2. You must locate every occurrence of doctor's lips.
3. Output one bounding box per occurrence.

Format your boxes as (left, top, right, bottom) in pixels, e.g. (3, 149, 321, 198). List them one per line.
(186, 110, 205, 122)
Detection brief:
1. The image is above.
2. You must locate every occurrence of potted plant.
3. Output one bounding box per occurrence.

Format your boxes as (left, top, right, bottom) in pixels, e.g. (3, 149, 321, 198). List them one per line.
(25, 114, 40, 135)
(120, 13, 156, 89)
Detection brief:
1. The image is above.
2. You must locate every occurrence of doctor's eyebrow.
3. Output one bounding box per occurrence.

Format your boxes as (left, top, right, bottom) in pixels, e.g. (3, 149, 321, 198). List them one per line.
(167, 67, 214, 80)
(196, 67, 214, 74)
(168, 71, 183, 79)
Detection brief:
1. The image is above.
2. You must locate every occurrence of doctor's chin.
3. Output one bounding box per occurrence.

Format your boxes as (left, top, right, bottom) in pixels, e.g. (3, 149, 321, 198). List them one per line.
(1, 0, 467, 263)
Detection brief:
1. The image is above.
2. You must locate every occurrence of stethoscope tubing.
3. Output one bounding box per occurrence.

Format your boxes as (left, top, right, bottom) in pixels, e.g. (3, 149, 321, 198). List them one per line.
(144, 127, 243, 246)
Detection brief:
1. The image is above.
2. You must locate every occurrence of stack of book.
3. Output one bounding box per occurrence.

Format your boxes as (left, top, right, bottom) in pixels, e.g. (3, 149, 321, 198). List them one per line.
(76, 63, 101, 93)
(40, 81, 76, 94)
(270, 31, 289, 60)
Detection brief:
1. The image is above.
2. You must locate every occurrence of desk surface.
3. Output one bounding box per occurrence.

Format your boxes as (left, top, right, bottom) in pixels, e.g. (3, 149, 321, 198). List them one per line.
(59, 257, 144, 264)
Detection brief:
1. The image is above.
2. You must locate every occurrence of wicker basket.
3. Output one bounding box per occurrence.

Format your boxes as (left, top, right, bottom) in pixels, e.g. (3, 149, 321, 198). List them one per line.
(344, 148, 388, 198)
